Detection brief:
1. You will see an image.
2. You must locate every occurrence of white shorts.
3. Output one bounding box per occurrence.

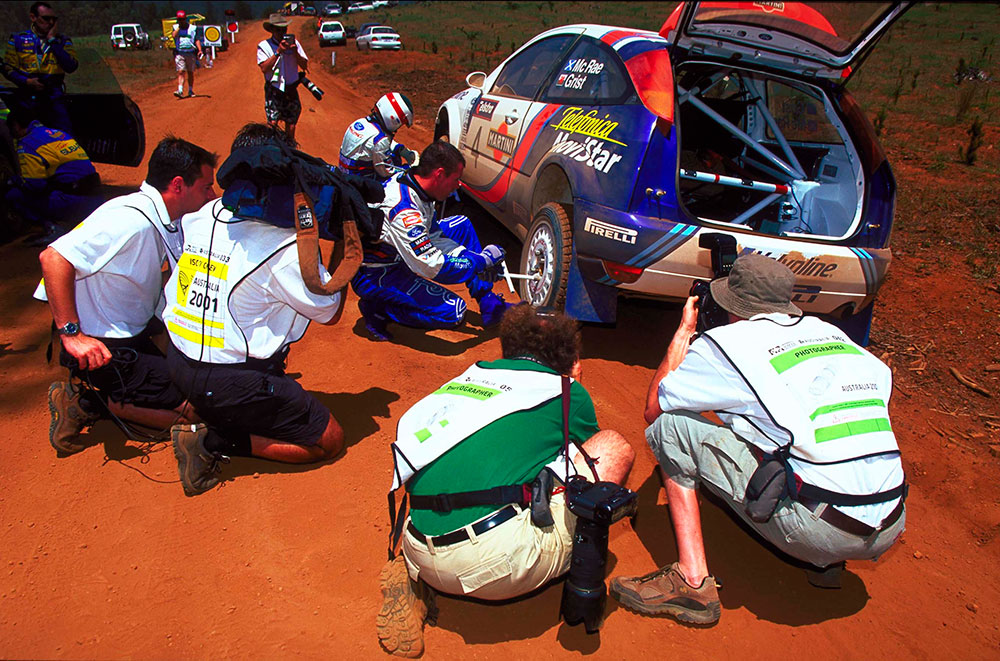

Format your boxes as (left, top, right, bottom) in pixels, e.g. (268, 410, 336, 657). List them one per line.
(402, 494, 576, 601)
(174, 53, 196, 72)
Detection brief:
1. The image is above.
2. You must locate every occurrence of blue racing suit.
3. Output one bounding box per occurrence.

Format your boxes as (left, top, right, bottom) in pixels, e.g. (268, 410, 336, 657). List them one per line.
(2, 29, 78, 134)
(351, 171, 496, 329)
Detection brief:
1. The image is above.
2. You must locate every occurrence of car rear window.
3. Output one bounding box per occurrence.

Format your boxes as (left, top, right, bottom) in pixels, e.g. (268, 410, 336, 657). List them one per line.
(542, 37, 632, 105)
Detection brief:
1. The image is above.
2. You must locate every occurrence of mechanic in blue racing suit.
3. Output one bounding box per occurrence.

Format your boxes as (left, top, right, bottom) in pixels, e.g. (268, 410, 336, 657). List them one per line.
(338, 92, 417, 181)
(352, 141, 512, 341)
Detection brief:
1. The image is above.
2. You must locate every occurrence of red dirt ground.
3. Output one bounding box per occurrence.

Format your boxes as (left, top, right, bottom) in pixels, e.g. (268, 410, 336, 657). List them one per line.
(1, 18, 998, 660)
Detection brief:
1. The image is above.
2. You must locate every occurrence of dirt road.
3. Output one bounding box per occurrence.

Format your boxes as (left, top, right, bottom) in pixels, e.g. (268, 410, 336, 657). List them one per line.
(1, 18, 998, 659)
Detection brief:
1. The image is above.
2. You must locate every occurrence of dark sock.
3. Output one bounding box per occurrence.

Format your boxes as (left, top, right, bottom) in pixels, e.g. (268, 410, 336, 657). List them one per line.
(204, 428, 253, 457)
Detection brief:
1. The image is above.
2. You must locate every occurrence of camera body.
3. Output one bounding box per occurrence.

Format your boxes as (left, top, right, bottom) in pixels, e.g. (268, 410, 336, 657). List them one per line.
(281, 33, 296, 46)
(690, 279, 729, 333)
(692, 232, 739, 333)
(560, 476, 637, 634)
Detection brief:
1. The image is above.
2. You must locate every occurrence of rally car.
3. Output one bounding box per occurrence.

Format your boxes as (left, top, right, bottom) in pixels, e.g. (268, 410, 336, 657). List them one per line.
(434, 1, 913, 344)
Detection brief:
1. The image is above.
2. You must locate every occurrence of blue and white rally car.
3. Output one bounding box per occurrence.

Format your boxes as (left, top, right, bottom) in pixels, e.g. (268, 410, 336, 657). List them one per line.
(434, 1, 912, 343)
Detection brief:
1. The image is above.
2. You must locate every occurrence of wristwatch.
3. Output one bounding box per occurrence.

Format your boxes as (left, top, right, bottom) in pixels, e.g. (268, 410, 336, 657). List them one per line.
(58, 321, 80, 337)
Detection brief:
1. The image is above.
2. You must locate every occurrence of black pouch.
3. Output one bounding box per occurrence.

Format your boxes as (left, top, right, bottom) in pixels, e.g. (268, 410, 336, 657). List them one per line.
(744, 458, 788, 523)
(530, 468, 555, 527)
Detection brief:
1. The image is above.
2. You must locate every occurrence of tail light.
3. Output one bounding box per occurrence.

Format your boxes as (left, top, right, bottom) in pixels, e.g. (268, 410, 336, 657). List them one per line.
(602, 260, 643, 284)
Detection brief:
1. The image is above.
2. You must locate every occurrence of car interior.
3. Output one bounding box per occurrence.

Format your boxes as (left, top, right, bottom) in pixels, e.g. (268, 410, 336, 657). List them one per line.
(675, 63, 864, 241)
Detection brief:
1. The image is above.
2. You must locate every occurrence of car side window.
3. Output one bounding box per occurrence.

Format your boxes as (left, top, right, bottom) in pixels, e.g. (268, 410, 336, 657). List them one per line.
(542, 37, 632, 105)
(490, 35, 577, 100)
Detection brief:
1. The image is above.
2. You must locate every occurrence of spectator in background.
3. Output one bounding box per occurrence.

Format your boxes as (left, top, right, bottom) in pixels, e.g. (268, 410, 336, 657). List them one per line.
(1, 1, 78, 134)
(5, 106, 101, 243)
(257, 13, 309, 144)
(172, 10, 203, 98)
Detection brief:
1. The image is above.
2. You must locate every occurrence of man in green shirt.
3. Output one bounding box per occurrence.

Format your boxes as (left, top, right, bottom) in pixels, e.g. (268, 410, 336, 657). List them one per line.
(377, 305, 634, 657)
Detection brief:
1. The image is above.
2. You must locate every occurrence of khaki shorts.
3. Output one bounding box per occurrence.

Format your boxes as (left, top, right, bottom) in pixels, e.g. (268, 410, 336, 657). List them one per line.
(402, 495, 576, 601)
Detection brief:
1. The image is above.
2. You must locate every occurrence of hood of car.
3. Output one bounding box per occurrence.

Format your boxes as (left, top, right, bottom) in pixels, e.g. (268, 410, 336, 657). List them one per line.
(661, 1, 913, 82)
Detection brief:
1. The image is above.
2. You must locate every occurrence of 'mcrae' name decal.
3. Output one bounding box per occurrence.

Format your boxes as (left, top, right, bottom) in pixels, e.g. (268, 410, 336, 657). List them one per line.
(551, 132, 623, 173)
(584, 217, 637, 244)
(486, 129, 515, 155)
(549, 107, 626, 146)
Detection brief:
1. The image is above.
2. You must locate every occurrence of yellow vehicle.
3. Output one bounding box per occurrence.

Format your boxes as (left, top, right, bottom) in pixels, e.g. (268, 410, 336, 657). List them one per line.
(161, 14, 205, 50)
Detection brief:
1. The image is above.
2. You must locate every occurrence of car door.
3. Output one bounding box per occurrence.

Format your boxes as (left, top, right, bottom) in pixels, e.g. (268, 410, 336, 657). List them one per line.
(462, 33, 580, 200)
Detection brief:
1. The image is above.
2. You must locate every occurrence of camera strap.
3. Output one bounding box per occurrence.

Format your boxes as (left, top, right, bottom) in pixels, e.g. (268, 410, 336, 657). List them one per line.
(291, 159, 363, 296)
(563, 376, 600, 482)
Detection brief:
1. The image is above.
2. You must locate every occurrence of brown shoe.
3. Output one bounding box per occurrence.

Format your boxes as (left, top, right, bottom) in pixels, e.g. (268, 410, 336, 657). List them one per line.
(610, 562, 721, 625)
(48, 381, 98, 455)
(376, 555, 430, 657)
(171, 424, 225, 497)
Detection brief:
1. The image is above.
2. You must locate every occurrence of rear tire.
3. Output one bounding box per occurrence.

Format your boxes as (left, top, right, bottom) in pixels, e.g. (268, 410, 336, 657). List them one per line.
(520, 202, 572, 310)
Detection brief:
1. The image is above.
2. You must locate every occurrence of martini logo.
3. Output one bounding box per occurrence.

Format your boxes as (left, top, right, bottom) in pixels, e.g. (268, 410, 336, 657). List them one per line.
(584, 217, 637, 244)
(550, 132, 623, 174)
(486, 129, 515, 156)
(473, 98, 497, 120)
(549, 107, 626, 146)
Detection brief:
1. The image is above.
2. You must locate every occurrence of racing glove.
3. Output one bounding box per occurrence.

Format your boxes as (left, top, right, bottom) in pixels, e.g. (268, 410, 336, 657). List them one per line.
(476, 244, 506, 282)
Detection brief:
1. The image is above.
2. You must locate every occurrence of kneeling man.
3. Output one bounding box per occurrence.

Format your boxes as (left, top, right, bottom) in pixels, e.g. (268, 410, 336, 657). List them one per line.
(611, 255, 906, 625)
(377, 305, 635, 657)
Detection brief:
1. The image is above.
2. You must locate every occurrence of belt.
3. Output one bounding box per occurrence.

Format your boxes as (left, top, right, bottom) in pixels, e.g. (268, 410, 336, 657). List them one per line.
(407, 504, 519, 548)
(798, 496, 905, 538)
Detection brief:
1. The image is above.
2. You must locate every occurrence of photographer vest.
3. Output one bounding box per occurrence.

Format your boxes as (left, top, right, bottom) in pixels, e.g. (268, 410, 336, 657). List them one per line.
(702, 314, 901, 500)
(163, 203, 317, 364)
(391, 364, 565, 490)
(174, 26, 197, 54)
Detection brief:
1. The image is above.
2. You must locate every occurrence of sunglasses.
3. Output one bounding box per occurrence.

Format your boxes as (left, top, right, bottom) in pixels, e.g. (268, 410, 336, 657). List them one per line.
(36, 14, 58, 22)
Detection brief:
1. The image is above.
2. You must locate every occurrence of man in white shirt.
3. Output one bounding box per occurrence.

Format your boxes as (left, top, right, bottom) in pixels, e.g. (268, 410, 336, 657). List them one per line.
(162, 123, 351, 497)
(256, 14, 309, 143)
(610, 254, 906, 625)
(37, 136, 218, 455)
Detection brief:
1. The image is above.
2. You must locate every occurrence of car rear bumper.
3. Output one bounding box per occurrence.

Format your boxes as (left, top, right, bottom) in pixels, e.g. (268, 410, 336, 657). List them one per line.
(571, 199, 890, 318)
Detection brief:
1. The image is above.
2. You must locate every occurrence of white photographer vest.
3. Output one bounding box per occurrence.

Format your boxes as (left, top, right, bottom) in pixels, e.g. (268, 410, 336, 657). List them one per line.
(702, 314, 899, 476)
(162, 208, 297, 364)
(391, 364, 565, 490)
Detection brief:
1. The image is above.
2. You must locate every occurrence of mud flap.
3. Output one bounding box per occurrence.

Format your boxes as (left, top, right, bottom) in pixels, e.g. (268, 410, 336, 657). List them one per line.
(564, 244, 618, 323)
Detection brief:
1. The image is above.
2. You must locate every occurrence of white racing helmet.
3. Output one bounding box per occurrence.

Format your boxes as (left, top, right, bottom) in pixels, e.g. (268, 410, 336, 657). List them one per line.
(373, 92, 414, 134)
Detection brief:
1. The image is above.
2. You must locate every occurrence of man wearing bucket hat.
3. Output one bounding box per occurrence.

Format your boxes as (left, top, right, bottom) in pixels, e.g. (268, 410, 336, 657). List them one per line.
(257, 13, 309, 143)
(610, 254, 906, 625)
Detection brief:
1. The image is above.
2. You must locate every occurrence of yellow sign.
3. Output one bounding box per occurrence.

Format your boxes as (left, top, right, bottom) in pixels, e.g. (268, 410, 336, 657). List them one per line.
(204, 26, 222, 43)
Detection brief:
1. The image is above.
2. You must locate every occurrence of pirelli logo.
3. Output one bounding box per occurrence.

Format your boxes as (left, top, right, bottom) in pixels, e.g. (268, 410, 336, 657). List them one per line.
(487, 129, 515, 155)
(584, 217, 637, 245)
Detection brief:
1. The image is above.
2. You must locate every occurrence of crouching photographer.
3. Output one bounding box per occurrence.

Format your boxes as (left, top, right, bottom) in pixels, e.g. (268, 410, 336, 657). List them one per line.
(377, 305, 635, 657)
(162, 123, 384, 497)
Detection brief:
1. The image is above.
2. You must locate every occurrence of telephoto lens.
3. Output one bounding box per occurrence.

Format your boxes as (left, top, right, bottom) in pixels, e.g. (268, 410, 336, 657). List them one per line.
(300, 76, 324, 101)
(560, 516, 610, 634)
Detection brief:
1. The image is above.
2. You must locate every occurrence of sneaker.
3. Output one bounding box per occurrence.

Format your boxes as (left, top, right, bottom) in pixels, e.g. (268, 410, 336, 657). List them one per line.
(48, 381, 99, 455)
(358, 299, 393, 342)
(610, 562, 721, 625)
(187, 90, 195, 97)
(376, 555, 431, 658)
(173, 90, 183, 98)
(478, 292, 512, 328)
(171, 424, 226, 496)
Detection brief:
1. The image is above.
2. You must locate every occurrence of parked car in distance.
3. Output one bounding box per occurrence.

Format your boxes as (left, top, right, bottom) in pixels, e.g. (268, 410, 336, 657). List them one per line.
(319, 20, 346, 46)
(356, 25, 402, 50)
(347, 2, 363, 12)
(302, 5, 317, 16)
(110, 23, 151, 50)
(323, 3, 342, 15)
(433, 2, 913, 344)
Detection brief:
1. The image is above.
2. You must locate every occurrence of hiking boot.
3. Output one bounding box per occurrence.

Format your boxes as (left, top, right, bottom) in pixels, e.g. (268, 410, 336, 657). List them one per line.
(478, 292, 512, 328)
(48, 381, 99, 455)
(610, 562, 721, 625)
(171, 424, 226, 497)
(359, 299, 393, 342)
(376, 555, 432, 658)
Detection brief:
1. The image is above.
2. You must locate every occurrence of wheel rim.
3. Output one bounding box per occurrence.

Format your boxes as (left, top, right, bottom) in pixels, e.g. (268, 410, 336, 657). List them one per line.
(524, 223, 556, 306)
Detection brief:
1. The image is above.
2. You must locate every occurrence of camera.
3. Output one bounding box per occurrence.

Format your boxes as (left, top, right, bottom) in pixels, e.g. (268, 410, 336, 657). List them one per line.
(560, 476, 638, 634)
(692, 232, 738, 333)
(299, 75, 324, 101)
(281, 33, 296, 45)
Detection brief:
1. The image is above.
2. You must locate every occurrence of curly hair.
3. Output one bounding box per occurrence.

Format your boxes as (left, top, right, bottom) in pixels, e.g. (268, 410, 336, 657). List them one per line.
(499, 305, 580, 376)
